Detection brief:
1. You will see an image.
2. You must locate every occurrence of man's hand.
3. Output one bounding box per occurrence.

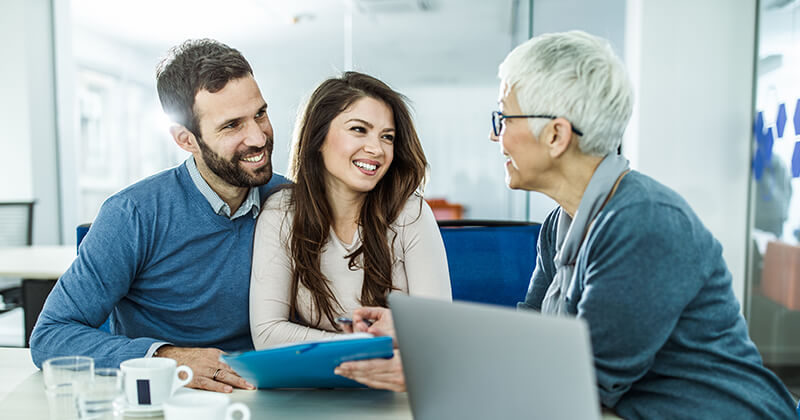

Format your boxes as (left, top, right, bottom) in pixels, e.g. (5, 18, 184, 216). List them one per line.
(154, 346, 255, 393)
(352, 307, 396, 346)
(334, 349, 406, 392)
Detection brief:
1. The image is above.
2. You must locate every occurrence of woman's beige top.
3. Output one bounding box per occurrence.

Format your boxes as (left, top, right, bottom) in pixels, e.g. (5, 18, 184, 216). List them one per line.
(250, 188, 452, 350)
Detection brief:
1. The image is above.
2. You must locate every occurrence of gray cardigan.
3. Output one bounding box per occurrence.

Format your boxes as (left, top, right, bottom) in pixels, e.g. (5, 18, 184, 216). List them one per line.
(520, 171, 795, 420)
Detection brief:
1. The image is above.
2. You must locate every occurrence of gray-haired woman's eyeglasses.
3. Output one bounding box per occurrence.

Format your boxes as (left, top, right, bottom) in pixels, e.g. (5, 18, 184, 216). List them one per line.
(492, 111, 584, 137)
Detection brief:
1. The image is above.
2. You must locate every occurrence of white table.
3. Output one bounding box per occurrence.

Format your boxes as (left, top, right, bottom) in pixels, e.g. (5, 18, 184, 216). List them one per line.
(0, 246, 76, 345)
(0, 347, 413, 419)
(0, 348, 625, 419)
(0, 246, 76, 279)
(0, 347, 38, 401)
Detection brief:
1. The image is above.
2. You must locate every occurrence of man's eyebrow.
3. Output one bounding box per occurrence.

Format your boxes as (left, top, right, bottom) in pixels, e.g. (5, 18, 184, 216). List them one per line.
(216, 117, 242, 131)
(216, 104, 267, 132)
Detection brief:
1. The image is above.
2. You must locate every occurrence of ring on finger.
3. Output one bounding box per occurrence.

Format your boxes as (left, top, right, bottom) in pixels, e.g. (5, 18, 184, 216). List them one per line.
(212, 368, 222, 381)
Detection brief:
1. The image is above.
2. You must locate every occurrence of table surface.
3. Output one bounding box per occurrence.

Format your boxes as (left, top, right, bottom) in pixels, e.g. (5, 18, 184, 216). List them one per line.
(0, 245, 76, 279)
(0, 347, 413, 419)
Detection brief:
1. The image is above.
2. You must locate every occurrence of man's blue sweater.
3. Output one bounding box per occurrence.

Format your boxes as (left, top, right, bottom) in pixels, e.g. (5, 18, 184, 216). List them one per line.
(30, 162, 287, 368)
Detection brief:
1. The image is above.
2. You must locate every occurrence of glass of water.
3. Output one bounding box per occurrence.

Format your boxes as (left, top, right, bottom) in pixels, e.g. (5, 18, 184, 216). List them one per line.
(43, 356, 95, 420)
(76, 368, 125, 420)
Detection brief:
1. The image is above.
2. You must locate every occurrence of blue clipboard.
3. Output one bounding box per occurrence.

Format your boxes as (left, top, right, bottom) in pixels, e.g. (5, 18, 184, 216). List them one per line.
(222, 335, 394, 389)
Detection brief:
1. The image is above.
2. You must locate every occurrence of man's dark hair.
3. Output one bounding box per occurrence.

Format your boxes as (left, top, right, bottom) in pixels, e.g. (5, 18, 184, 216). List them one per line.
(155, 39, 253, 137)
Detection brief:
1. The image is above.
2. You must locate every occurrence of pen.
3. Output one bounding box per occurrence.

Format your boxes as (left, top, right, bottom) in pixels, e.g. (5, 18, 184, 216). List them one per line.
(335, 316, 374, 327)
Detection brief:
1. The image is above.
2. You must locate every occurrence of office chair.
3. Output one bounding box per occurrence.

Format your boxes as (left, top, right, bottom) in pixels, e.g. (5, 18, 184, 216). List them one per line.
(0, 201, 35, 312)
(0, 201, 34, 247)
(77, 223, 91, 252)
(438, 220, 541, 307)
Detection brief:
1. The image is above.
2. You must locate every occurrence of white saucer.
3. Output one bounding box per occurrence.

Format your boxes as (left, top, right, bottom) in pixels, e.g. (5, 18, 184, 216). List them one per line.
(123, 403, 163, 417)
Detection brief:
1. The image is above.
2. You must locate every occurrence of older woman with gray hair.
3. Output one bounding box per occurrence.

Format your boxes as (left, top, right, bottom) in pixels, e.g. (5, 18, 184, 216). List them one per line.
(493, 31, 795, 419)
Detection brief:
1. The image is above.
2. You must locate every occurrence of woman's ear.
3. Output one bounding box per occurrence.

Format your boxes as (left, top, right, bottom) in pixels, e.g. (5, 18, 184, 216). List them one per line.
(170, 125, 199, 154)
(547, 117, 576, 158)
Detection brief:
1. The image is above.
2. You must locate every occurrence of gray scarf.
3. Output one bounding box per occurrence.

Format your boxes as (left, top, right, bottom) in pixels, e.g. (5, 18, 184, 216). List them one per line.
(540, 153, 629, 315)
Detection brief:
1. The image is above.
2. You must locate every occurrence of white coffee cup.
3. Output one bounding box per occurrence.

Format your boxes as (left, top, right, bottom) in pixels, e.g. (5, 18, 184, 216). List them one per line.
(163, 393, 250, 420)
(119, 358, 192, 408)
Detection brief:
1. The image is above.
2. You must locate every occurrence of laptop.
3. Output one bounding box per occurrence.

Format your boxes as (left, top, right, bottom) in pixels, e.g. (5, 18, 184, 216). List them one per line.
(389, 293, 601, 420)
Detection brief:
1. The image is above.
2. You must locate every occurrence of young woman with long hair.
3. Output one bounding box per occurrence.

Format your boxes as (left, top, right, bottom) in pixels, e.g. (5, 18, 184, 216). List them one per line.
(249, 72, 451, 349)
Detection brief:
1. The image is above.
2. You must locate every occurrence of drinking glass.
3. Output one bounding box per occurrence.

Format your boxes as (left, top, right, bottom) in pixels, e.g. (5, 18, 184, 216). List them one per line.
(42, 356, 95, 420)
(76, 368, 125, 420)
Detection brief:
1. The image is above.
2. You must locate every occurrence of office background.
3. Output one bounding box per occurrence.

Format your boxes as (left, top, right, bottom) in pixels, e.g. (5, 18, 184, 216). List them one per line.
(2, 0, 799, 393)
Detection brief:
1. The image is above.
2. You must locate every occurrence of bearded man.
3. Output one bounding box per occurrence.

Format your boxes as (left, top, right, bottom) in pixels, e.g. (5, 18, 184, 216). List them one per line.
(30, 39, 288, 393)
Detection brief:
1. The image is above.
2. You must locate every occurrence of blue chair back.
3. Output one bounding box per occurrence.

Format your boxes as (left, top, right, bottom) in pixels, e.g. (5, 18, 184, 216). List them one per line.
(76, 223, 91, 252)
(438, 220, 540, 307)
(76, 223, 112, 333)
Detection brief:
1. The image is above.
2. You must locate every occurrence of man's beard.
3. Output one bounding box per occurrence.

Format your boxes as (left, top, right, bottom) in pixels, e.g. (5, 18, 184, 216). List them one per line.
(196, 136, 273, 187)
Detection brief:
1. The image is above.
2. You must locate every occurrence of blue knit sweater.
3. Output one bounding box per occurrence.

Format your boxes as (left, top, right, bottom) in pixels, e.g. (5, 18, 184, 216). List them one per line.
(520, 171, 796, 420)
(30, 162, 288, 368)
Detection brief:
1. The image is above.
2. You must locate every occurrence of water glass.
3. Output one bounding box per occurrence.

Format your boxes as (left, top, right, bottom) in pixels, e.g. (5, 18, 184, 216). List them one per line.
(43, 356, 95, 420)
(76, 368, 125, 420)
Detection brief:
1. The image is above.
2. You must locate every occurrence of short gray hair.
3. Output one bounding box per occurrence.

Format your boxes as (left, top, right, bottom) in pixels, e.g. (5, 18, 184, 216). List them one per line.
(498, 31, 632, 156)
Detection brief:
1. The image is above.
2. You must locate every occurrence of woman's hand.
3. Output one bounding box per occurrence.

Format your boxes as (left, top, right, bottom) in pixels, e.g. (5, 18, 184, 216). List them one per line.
(335, 306, 405, 391)
(334, 349, 406, 392)
(352, 307, 396, 346)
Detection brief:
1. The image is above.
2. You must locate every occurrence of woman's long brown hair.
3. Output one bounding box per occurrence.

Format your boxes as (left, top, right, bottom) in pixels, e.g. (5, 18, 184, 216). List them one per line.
(286, 71, 428, 328)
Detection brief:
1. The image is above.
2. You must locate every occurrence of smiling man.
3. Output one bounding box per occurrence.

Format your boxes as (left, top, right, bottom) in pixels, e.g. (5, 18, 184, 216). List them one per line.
(30, 39, 288, 393)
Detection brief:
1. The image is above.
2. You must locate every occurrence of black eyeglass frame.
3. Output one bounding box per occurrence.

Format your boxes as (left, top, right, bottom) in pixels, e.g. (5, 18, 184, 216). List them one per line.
(492, 111, 584, 137)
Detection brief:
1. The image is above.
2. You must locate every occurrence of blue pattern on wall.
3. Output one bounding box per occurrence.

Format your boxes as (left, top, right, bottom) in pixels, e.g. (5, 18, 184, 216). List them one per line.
(794, 98, 800, 136)
(777, 103, 787, 138)
(754, 127, 774, 180)
(755, 110, 764, 137)
(753, 109, 774, 181)
(753, 102, 800, 180)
